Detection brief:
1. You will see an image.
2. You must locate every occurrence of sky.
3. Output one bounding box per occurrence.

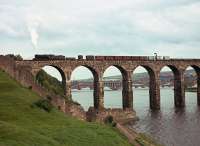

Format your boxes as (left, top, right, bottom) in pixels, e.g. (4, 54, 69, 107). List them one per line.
(0, 0, 200, 80)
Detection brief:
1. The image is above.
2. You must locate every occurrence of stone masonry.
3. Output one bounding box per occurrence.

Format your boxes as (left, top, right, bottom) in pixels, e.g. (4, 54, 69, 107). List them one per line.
(15, 57, 200, 110)
(1, 54, 200, 122)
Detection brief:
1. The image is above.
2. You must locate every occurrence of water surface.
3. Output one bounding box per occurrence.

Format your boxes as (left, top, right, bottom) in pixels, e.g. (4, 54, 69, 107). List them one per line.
(72, 88, 200, 146)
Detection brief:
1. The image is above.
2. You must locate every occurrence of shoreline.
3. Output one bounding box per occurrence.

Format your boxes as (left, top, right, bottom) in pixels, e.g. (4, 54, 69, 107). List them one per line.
(185, 87, 197, 92)
(115, 119, 164, 146)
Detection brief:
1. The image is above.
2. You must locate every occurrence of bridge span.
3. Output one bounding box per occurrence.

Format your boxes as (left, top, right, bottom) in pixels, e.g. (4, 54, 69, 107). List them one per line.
(71, 80, 122, 90)
(15, 55, 200, 110)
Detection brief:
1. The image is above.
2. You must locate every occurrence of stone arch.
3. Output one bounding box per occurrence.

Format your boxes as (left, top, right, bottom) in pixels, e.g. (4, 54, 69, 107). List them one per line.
(133, 65, 160, 109)
(71, 65, 99, 80)
(103, 65, 133, 110)
(183, 65, 200, 75)
(184, 65, 200, 105)
(160, 65, 185, 107)
(103, 64, 128, 75)
(71, 65, 101, 109)
(34, 64, 67, 96)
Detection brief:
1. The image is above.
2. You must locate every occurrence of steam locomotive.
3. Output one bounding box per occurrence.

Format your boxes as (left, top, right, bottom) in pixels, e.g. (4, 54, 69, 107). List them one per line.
(33, 55, 76, 61)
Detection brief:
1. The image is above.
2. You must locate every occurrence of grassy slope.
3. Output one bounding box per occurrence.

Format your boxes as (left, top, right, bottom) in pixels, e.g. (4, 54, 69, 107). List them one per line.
(0, 70, 131, 146)
(36, 69, 64, 97)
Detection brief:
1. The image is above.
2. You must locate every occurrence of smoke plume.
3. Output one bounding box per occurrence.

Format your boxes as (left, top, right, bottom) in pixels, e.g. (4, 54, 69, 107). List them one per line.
(27, 19, 40, 49)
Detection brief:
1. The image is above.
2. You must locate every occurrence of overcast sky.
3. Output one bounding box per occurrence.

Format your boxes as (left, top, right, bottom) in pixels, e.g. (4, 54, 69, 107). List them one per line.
(0, 0, 200, 80)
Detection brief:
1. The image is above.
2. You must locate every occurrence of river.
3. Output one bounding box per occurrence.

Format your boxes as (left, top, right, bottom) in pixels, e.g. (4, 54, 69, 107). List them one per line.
(72, 88, 200, 146)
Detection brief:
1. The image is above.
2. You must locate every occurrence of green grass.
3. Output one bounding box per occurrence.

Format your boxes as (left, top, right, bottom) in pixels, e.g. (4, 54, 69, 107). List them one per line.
(0, 70, 132, 146)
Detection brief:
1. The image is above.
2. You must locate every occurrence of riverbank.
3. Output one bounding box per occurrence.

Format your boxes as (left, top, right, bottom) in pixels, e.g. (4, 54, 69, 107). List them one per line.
(0, 69, 164, 146)
(186, 87, 197, 92)
(117, 121, 164, 146)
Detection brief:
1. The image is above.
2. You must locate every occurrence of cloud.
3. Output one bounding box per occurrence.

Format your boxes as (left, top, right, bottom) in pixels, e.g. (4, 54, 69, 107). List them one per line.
(0, 0, 200, 78)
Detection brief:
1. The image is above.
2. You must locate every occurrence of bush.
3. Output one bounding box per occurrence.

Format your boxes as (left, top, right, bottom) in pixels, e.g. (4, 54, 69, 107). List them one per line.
(28, 86, 32, 90)
(32, 99, 53, 112)
(111, 122, 117, 127)
(46, 95, 52, 101)
(14, 54, 23, 61)
(104, 115, 113, 124)
(104, 116, 117, 127)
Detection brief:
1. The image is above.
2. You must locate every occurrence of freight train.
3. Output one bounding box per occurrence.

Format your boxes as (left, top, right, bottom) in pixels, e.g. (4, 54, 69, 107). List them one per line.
(33, 54, 170, 61)
(85, 55, 170, 61)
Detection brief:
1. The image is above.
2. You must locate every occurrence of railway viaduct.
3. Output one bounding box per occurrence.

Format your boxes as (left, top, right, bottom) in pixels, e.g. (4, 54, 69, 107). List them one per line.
(71, 81, 122, 90)
(15, 56, 200, 111)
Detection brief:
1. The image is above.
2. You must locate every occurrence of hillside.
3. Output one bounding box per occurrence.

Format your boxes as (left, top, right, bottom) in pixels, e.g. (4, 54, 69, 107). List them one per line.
(36, 69, 65, 97)
(0, 70, 132, 146)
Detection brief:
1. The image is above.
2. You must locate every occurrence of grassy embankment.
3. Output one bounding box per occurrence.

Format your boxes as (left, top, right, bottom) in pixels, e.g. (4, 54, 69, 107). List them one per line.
(0, 70, 132, 146)
(0, 69, 164, 146)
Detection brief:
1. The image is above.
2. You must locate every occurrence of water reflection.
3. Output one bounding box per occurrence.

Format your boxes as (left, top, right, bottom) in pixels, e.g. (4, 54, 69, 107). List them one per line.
(133, 105, 200, 146)
(72, 88, 200, 146)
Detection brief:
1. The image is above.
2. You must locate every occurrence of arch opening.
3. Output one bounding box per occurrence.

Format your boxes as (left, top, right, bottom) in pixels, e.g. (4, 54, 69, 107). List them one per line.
(133, 65, 161, 110)
(160, 66, 175, 109)
(71, 66, 96, 111)
(184, 65, 200, 106)
(132, 66, 151, 112)
(103, 65, 124, 109)
(160, 65, 187, 108)
(35, 65, 66, 97)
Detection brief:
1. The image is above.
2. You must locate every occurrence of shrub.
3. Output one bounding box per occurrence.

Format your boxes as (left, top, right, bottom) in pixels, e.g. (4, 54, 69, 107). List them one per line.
(104, 116, 117, 127)
(111, 122, 117, 127)
(28, 86, 32, 90)
(32, 99, 53, 112)
(14, 54, 23, 60)
(46, 95, 52, 101)
(104, 115, 113, 124)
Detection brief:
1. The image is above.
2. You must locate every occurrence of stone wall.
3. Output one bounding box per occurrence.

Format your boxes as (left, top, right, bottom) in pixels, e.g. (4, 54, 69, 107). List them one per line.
(0, 55, 15, 77)
(0, 55, 85, 118)
(65, 102, 86, 121)
(86, 107, 137, 123)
